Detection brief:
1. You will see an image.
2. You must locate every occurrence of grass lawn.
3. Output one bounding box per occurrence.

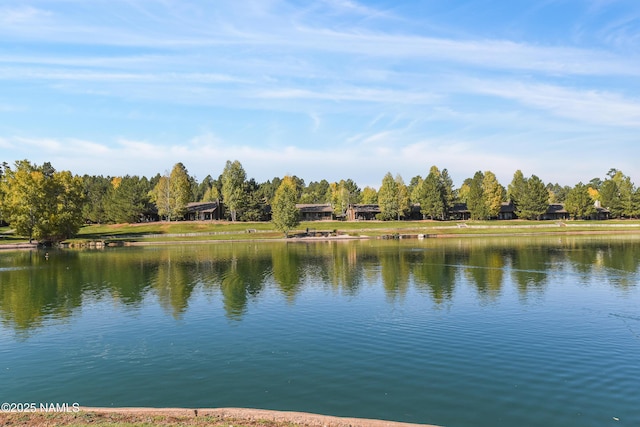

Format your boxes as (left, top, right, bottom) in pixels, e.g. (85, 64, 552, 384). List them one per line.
(0, 412, 298, 427)
(3, 220, 640, 247)
(0, 226, 30, 244)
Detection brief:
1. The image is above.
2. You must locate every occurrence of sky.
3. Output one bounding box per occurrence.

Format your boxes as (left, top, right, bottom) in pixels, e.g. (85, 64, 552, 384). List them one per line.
(1, 0, 639, 189)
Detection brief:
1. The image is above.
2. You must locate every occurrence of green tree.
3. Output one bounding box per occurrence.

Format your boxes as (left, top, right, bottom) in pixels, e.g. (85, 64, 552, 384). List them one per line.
(82, 175, 111, 224)
(417, 166, 445, 220)
(329, 179, 360, 217)
(409, 175, 424, 206)
(170, 163, 192, 217)
(482, 171, 505, 218)
(271, 176, 300, 237)
(106, 175, 149, 223)
(195, 174, 215, 201)
(241, 178, 268, 221)
(299, 180, 330, 204)
(150, 163, 192, 221)
(565, 182, 596, 219)
(467, 171, 488, 220)
(518, 175, 548, 220)
(547, 183, 571, 204)
(360, 186, 378, 204)
(599, 179, 621, 218)
(0, 160, 85, 242)
(440, 168, 455, 219)
(618, 175, 637, 218)
(377, 172, 399, 220)
(395, 174, 410, 220)
(201, 185, 220, 202)
(507, 169, 527, 207)
(377, 173, 408, 220)
(598, 170, 639, 218)
(221, 160, 247, 221)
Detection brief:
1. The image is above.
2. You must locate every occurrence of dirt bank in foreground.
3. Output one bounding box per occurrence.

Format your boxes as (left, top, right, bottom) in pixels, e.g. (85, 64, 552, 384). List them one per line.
(0, 407, 440, 427)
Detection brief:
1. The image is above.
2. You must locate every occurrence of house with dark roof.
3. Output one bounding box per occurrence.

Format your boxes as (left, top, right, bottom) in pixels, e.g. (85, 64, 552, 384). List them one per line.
(347, 204, 381, 221)
(296, 204, 334, 221)
(450, 203, 471, 220)
(185, 201, 221, 221)
(542, 204, 570, 220)
(498, 202, 516, 220)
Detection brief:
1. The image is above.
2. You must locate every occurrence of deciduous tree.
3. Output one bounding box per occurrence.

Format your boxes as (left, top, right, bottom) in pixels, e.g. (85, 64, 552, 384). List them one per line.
(360, 186, 378, 204)
(377, 172, 399, 220)
(565, 182, 596, 219)
(0, 160, 84, 242)
(271, 176, 300, 237)
(150, 163, 192, 221)
(221, 160, 247, 222)
(482, 171, 505, 218)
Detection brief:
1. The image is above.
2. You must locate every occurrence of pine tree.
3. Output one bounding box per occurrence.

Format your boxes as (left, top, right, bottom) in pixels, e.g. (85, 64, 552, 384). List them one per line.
(518, 175, 548, 220)
(467, 171, 488, 220)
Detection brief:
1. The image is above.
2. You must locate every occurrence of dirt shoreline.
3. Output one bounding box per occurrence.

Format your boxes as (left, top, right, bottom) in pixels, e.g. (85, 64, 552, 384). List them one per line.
(73, 407, 440, 427)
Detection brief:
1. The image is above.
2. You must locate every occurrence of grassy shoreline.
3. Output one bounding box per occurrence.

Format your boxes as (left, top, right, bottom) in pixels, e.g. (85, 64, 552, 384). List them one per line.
(0, 407, 438, 427)
(2, 219, 640, 248)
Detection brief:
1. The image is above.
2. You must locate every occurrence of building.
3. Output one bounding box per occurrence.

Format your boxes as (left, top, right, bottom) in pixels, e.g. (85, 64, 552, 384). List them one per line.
(185, 201, 221, 221)
(542, 203, 570, 220)
(347, 204, 381, 221)
(450, 203, 471, 220)
(498, 202, 516, 220)
(296, 204, 334, 221)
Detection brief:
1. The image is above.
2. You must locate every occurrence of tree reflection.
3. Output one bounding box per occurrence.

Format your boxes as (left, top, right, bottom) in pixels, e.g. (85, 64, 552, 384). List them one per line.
(1, 237, 639, 332)
(412, 248, 457, 305)
(152, 253, 196, 319)
(271, 244, 302, 302)
(379, 244, 410, 301)
(464, 248, 505, 301)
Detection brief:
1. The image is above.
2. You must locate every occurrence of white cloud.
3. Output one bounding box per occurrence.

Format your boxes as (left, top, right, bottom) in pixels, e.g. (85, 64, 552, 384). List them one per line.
(469, 80, 640, 127)
(0, 6, 51, 26)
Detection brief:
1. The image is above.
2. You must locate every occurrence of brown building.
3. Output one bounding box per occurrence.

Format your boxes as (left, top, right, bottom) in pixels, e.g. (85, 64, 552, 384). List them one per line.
(347, 204, 381, 221)
(185, 202, 221, 221)
(296, 204, 334, 221)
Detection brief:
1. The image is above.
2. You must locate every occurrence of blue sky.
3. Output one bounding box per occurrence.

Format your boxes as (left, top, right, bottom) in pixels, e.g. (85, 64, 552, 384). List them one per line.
(1, 0, 639, 188)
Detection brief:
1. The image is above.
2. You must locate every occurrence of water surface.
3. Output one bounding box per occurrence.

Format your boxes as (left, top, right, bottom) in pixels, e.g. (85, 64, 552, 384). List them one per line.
(1, 236, 639, 427)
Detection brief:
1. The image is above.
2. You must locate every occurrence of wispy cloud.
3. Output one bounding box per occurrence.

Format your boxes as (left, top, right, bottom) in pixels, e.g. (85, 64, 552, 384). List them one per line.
(2, 0, 640, 186)
(0, 5, 51, 26)
(468, 79, 640, 127)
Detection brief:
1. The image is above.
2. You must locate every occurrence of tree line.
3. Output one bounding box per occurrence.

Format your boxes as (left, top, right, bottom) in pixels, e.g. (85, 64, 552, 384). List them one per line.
(1, 159, 639, 242)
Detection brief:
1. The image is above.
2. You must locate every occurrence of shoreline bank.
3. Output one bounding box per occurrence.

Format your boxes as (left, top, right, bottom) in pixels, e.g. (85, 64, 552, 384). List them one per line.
(3, 221, 640, 250)
(0, 407, 440, 427)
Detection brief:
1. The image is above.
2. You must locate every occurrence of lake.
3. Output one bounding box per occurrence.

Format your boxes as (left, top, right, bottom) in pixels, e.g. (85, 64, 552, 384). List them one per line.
(1, 236, 639, 427)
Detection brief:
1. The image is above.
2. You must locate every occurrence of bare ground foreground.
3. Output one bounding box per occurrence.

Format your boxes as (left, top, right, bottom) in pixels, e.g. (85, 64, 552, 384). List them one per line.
(0, 407, 440, 427)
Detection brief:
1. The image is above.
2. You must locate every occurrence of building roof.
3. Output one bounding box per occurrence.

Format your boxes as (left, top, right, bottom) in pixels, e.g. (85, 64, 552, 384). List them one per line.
(546, 203, 568, 214)
(349, 204, 381, 213)
(450, 203, 470, 213)
(500, 202, 515, 213)
(186, 201, 219, 213)
(295, 204, 333, 213)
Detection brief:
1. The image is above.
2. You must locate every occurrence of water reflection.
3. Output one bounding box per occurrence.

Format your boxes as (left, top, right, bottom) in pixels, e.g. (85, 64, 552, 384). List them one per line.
(1, 236, 639, 331)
